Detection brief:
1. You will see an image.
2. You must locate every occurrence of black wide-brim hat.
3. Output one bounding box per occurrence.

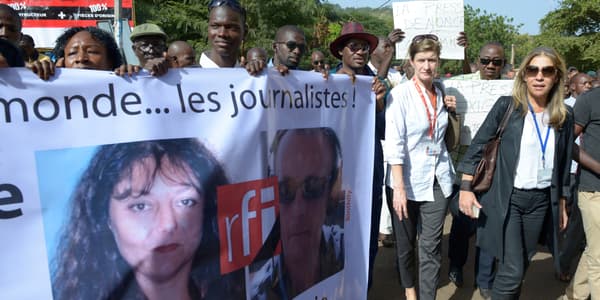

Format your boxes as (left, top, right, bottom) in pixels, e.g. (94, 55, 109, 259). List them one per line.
(329, 21, 378, 59)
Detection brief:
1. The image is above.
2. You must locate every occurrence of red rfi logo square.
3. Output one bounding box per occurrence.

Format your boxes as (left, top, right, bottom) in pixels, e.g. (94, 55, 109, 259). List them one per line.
(217, 177, 280, 274)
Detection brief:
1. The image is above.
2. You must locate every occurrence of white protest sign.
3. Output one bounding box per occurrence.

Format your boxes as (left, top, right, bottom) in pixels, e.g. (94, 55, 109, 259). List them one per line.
(442, 79, 514, 144)
(0, 68, 375, 300)
(393, 0, 464, 60)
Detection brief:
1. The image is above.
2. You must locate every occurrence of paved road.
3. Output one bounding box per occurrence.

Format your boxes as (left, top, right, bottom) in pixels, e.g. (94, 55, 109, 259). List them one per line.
(368, 214, 571, 300)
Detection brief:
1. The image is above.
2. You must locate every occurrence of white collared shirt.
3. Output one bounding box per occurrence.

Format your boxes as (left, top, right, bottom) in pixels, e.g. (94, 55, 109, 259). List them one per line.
(514, 110, 555, 189)
(199, 52, 240, 68)
(385, 80, 455, 201)
(565, 96, 579, 174)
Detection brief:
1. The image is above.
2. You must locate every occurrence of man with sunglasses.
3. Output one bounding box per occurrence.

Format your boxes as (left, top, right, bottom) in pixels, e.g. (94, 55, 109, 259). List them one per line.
(450, 42, 506, 81)
(272, 25, 306, 71)
(446, 41, 507, 299)
(310, 50, 326, 72)
(329, 21, 389, 289)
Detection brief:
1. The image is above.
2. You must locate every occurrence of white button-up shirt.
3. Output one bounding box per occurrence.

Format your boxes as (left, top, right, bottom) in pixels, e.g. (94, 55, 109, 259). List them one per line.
(385, 80, 455, 201)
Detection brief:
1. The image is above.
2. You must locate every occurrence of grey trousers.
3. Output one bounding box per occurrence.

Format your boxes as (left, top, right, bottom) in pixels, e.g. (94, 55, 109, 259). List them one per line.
(392, 182, 449, 300)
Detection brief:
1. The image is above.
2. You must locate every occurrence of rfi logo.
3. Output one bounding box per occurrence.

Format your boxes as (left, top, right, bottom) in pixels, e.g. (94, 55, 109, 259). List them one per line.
(217, 177, 279, 274)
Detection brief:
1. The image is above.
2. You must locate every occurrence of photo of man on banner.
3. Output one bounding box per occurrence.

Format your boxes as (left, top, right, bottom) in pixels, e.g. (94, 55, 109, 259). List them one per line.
(249, 127, 345, 299)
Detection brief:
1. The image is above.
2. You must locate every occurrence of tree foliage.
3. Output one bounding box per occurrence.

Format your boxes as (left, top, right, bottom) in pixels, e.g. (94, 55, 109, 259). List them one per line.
(462, 5, 521, 64)
(537, 0, 600, 71)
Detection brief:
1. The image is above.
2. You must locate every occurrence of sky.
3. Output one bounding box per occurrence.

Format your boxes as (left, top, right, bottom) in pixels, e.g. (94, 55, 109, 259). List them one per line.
(326, 0, 559, 35)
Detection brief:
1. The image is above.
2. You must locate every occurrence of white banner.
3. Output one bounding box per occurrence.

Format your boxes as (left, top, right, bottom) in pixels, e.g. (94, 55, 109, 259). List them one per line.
(443, 79, 514, 144)
(0, 68, 375, 300)
(393, 0, 465, 60)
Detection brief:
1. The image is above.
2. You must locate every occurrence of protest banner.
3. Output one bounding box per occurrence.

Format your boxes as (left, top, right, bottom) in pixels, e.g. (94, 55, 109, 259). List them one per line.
(442, 79, 514, 144)
(0, 0, 134, 47)
(392, 0, 464, 60)
(0, 68, 375, 300)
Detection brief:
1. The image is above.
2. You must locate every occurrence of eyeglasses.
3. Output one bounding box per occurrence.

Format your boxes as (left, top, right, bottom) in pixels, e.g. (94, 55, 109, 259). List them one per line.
(412, 34, 439, 44)
(525, 65, 557, 78)
(345, 42, 370, 53)
(278, 175, 331, 204)
(134, 40, 167, 53)
(480, 58, 504, 67)
(312, 60, 324, 65)
(275, 41, 306, 54)
(208, 0, 246, 18)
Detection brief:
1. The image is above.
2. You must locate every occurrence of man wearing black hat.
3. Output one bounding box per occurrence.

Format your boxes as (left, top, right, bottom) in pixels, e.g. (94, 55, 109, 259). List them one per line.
(130, 23, 169, 75)
(330, 21, 389, 289)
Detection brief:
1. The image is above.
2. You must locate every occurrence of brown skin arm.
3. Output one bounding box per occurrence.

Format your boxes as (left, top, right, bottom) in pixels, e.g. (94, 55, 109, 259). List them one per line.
(457, 31, 471, 74)
(377, 29, 405, 79)
(573, 124, 600, 174)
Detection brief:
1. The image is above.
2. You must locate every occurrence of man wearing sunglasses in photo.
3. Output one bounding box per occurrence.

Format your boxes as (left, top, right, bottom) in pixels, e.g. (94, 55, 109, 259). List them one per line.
(248, 127, 344, 299)
(329, 21, 389, 290)
(446, 40, 507, 300)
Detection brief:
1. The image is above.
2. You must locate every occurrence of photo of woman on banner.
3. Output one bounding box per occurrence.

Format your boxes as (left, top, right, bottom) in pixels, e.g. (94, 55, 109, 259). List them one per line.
(51, 138, 244, 299)
(249, 127, 345, 299)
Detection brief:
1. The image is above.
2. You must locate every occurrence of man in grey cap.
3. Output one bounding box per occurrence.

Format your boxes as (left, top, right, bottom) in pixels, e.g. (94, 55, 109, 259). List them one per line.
(130, 23, 169, 75)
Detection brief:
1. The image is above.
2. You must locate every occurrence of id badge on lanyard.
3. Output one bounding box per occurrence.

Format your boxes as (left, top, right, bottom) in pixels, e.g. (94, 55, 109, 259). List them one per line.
(425, 140, 441, 156)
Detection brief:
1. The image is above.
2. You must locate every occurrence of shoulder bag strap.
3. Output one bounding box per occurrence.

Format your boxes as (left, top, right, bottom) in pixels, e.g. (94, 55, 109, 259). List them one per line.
(495, 98, 515, 138)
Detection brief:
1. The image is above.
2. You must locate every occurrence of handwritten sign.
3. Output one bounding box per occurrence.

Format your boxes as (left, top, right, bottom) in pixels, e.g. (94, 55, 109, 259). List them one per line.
(442, 79, 514, 144)
(392, 0, 464, 60)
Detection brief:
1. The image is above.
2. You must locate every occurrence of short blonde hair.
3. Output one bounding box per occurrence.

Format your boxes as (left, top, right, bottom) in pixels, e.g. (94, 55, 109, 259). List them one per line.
(408, 37, 441, 60)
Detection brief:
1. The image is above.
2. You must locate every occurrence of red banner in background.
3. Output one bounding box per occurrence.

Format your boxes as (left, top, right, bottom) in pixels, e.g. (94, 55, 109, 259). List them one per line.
(0, 0, 134, 47)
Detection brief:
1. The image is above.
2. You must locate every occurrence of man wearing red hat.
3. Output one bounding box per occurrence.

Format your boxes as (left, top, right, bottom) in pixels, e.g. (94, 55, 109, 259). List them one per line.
(329, 21, 390, 289)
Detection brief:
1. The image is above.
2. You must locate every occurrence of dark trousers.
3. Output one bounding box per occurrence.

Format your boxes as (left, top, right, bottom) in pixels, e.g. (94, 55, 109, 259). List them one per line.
(368, 185, 383, 289)
(492, 187, 550, 300)
(392, 183, 449, 300)
(556, 174, 585, 274)
(448, 212, 496, 289)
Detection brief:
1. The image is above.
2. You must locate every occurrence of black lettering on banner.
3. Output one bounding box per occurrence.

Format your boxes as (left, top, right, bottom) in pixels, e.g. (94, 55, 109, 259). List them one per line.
(92, 83, 117, 117)
(188, 92, 207, 113)
(121, 92, 142, 115)
(0, 183, 23, 219)
(33, 96, 60, 121)
(239, 90, 257, 109)
(64, 95, 89, 119)
(0, 97, 28, 122)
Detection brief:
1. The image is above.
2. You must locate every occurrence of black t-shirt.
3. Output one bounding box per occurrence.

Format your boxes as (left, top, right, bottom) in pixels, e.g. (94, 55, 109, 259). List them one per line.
(574, 87, 600, 191)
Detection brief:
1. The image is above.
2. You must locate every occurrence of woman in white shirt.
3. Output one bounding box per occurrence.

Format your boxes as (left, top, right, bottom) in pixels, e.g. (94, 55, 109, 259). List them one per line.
(458, 47, 572, 299)
(384, 34, 456, 300)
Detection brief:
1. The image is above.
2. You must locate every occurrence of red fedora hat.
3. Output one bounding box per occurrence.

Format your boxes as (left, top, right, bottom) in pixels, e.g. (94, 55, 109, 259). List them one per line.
(329, 21, 378, 59)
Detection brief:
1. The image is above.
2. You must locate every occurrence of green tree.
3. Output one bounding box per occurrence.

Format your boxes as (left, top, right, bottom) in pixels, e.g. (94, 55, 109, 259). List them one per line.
(537, 0, 600, 71)
(462, 4, 522, 65)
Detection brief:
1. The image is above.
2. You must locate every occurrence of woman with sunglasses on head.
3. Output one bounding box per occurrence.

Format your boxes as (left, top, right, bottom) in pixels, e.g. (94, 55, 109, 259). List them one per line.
(458, 47, 573, 299)
(385, 34, 456, 300)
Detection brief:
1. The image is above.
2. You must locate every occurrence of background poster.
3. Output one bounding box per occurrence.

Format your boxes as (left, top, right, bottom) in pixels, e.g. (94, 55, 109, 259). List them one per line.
(0, 0, 134, 47)
(393, 0, 465, 60)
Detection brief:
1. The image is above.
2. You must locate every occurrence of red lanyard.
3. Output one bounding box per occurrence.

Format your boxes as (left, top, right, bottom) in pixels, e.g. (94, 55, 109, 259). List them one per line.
(413, 77, 437, 139)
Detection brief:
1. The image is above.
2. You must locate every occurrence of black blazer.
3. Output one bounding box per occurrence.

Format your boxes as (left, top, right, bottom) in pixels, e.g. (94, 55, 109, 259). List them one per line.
(458, 96, 573, 262)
